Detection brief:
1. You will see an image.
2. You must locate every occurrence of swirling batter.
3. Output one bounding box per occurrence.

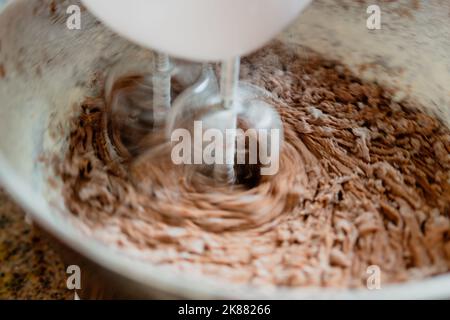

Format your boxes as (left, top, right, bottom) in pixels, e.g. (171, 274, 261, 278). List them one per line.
(56, 43, 450, 288)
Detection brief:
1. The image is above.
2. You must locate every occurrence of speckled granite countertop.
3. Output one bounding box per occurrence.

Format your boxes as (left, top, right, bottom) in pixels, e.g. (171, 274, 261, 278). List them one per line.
(0, 188, 71, 299)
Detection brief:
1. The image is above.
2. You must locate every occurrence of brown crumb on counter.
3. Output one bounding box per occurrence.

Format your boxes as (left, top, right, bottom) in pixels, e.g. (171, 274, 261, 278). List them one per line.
(0, 64, 5, 79)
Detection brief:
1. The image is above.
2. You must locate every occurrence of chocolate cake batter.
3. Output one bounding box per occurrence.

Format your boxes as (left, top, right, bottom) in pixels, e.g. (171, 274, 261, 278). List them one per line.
(56, 43, 450, 288)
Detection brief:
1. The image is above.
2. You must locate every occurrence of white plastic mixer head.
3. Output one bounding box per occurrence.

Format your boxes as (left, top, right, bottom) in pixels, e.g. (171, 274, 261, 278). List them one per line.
(82, 0, 312, 61)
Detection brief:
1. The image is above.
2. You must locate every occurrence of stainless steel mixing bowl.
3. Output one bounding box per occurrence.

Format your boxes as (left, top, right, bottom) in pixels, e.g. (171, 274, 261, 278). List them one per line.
(0, 0, 449, 299)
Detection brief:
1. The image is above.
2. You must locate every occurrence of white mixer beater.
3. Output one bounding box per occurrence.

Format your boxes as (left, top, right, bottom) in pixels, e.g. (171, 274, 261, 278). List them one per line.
(82, 0, 312, 184)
